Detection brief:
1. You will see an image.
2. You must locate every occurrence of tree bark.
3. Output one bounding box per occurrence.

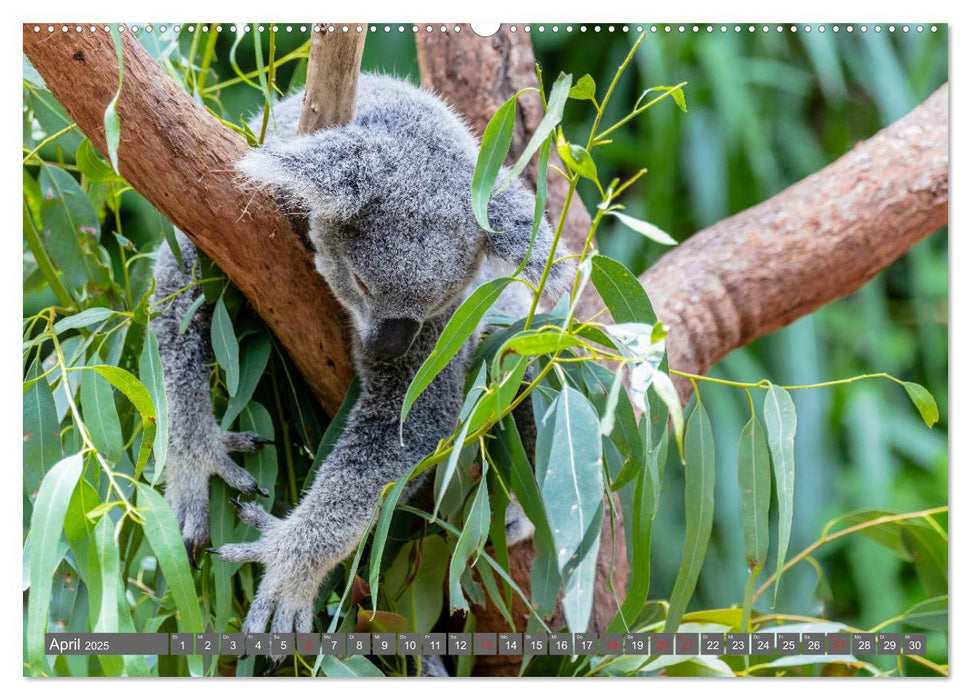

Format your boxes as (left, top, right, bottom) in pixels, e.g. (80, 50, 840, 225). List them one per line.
(23, 25, 355, 415)
(298, 25, 367, 134)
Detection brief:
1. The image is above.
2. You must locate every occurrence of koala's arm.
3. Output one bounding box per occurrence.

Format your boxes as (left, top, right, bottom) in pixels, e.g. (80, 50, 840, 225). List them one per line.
(150, 231, 269, 556)
(212, 330, 467, 635)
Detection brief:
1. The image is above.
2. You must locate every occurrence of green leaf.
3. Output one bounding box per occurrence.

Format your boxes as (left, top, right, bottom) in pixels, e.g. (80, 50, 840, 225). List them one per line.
(434, 364, 487, 520)
(492, 414, 561, 620)
(401, 277, 513, 426)
(737, 413, 771, 571)
(80, 369, 123, 462)
(501, 329, 581, 357)
(75, 138, 120, 183)
(471, 95, 517, 232)
(590, 255, 656, 324)
(178, 294, 205, 334)
(90, 515, 121, 634)
(636, 85, 688, 112)
(366, 455, 425, 613)
(539, 387, 604, 633)
(23, 359, 62, 496)
(896, 595, 947, 631)
(764, 383, 797, 604)
(448, 473, 492, 614)
(239, 402, 277, 511)
(609, 211, 678, 246)
(221, 331, 271, 429)
(902, 525, 947, 597)
(318, 654, 384, 677)
(104, 24, 124, 172)
(664, 401, 715, 633)
(211, 295, 240, 395)
(89, 365, 155, 419)
(385, 537, 449, 633)
(139, 329, 168, 485)
(498, 72, 572, 192)
(569, 74, 597, 100)
(52, 307, 116, 335)
(135, 485, 204, 674)
(901, 381, 939, 428)
(39, 165, 107, 290)
(608, 418, 656, 632)
(556, 134, 598, 182)
(26, 453, 83, 674)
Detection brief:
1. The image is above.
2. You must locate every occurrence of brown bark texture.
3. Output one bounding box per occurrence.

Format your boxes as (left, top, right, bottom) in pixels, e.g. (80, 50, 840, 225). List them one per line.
(23, 25, 355, 414)
(298, 25, 367, 134)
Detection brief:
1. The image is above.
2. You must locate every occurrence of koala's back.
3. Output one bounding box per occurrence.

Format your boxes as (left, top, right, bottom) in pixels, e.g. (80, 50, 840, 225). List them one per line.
(257, 73, 476, 154)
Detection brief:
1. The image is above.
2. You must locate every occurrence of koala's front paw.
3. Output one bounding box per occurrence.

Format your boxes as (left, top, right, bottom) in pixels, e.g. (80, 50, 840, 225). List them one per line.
(210, 500, 335, 657)
(164, 431, 270, 562)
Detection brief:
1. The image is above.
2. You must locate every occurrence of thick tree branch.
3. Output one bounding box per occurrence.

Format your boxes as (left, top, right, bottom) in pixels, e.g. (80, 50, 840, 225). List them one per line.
(23, 26, 355, 414)
(298, 25, 366, 134)
(640, 84, 948, 397)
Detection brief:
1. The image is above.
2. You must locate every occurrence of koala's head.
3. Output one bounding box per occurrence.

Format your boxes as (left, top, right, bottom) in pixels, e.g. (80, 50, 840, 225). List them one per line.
(238, 121, 569, 358)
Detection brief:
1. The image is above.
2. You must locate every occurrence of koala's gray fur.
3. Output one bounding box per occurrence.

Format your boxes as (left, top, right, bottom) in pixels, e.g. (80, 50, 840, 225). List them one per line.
(151, 73, 567, 649)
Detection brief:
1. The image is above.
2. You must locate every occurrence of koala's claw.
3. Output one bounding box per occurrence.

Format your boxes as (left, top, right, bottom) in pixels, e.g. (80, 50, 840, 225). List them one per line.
(222, 431, 274, 453)
(230, 499, 280, 531)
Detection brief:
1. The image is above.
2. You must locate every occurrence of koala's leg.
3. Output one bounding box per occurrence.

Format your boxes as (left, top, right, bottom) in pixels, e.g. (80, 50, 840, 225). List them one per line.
(151, 231, 269, 558)
(212, 333, 467, 644)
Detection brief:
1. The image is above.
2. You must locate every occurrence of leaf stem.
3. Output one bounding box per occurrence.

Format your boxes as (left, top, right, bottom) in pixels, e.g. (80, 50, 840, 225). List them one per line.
(754, 506, 947, 602)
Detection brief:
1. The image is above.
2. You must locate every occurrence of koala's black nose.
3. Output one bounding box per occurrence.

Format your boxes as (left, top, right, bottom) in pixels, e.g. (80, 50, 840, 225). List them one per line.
(367, 318, 421, 357)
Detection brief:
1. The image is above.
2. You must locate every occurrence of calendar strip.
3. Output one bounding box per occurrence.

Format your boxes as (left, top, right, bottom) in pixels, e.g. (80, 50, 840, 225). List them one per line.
(44, 632, 929, 657)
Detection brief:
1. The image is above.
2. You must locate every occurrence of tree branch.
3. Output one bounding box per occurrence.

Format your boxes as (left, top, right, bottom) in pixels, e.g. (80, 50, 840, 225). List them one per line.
(298, 25, 367, 134)
(639, 84, 948, 398)
(23, 26, 355, 414)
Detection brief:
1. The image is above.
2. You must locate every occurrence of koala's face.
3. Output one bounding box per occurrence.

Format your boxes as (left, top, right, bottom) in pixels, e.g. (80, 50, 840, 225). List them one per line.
(308, 199, 485, 357)
(239, 109, 566, 358)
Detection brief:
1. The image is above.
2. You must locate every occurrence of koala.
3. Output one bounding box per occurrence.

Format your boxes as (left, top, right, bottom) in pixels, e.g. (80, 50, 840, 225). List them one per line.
(151, 73, 569, 640)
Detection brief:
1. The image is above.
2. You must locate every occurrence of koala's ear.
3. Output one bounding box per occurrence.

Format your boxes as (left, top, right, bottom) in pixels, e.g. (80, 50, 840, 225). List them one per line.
(236, 127, 371, 219)
(484, 176, 575, 301)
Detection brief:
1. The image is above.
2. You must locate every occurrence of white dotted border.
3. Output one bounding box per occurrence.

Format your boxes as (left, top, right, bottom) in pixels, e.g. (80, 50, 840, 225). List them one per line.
(29, 23, 942, 35)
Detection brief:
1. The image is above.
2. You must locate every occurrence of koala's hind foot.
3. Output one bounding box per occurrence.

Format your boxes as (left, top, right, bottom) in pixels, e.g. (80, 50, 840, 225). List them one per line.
(209, 497, 345, 650)
(165, 430, 270, 563)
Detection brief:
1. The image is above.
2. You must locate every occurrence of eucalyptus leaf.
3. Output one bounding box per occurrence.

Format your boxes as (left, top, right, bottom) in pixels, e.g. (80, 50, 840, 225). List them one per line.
(26, 453, 83, 674)
(901, 381, 939, 428)
(609, 211, 678, 246)
(211, 295, 240, 395)
(471, 95, 516, 232)
(401, 277, 513, 426)
(737, 413, 771, 571)
(590, 255, 656, 323)
(764, 384, 797, 604)
(664, 401, 715, 633)
(540, 387, 603, 632)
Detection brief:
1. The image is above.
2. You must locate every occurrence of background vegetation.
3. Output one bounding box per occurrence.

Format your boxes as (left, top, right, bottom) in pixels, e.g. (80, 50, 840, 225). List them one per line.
(23, 24, 947, 677)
